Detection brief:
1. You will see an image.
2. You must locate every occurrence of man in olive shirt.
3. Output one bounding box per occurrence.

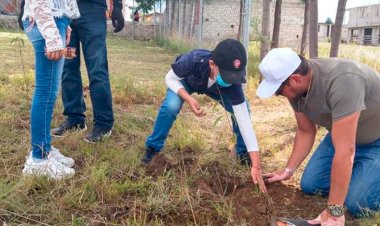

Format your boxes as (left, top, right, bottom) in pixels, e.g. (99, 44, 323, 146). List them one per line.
(257, 48, 380, 224)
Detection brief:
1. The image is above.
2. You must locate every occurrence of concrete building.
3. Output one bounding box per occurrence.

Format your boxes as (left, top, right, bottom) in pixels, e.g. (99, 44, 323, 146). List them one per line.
(317, 23, 349, 43)
(251, 0, 305, 50)
(200, 0, 305, 50)
(318, 23, 333, 42)
(346, 4, 380, 45)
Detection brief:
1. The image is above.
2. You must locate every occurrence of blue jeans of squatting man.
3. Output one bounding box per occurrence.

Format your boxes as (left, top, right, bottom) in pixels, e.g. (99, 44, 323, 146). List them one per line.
(23, 17, 70, 159)
(300, 133, 380, 217)
(146, 81, 249, 156)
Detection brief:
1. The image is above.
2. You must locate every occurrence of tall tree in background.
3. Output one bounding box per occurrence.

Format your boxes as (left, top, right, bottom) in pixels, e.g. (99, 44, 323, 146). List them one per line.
(325, 17, 333, 24)
(300, 0, 309, 56)
(178, 0, 183, 39)
(135, 0, 160, 20)
(136, 0, 161, 10)
(309, 0, 318, 58)
(182, 0, 187, 38)
(260, 0, 271, 60)
(330, 0, 347, 57)
(189, 0, 196, 38)
(173, 0, 179, 33)
(272, 0, 282, 48)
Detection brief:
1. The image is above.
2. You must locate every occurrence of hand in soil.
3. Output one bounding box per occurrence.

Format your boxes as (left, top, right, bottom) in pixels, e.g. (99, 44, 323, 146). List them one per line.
(251, 167, 267, 193)
(263, 168, 292, 183)
(308, 210, 345, 226)
(187, 96, 206, 117)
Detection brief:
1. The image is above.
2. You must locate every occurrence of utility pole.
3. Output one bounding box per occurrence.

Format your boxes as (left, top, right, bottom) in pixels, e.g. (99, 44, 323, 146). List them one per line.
(241, 0, 252, 54)
(241, 0, 252, 88)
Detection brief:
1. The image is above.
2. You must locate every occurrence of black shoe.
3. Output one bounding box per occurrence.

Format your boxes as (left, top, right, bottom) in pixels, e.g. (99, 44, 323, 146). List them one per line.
(83, 127, 112, 143)
(237, 152, 251, 167)
(52, 120, 87, 137)
(142, 148, 158, 164)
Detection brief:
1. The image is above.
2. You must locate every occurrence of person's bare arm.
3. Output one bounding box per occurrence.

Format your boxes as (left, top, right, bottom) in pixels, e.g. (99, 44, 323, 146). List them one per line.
(329, 112, 360, 205)
(306, 113, 359, 226)
(286, 111, 317, 171)
(263, 112, 316, 182)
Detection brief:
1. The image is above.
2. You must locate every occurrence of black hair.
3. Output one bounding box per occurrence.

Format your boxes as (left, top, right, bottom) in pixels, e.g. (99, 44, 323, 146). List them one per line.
(292, 54, 309, 76)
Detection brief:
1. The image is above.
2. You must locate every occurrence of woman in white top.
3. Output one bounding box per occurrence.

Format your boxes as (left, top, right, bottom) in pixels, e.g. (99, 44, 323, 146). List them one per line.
(21, 0, 80, 179)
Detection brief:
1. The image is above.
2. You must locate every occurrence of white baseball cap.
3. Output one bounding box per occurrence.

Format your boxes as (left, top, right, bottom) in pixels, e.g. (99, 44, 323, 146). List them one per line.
(256, 48, 301, 98)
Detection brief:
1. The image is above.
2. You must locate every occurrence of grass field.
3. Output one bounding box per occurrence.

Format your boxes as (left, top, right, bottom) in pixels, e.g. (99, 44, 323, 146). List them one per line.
(0, 31, 379, 225)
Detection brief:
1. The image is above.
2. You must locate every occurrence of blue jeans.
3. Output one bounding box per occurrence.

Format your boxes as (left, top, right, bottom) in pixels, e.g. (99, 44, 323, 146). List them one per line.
(24, 17, 70, 159)
(145, 82, 249, 155)
(61, 2, 114, 130)
(301, 133, 380, 217)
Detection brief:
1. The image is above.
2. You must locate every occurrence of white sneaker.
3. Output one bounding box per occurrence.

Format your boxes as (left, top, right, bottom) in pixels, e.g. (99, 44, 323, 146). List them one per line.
(22, 153, 75, 180)
(50, 147, 75, 168)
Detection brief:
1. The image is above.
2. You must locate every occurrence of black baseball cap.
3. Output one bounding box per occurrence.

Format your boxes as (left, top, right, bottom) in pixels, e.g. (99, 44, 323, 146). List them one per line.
(212, 39, 247, 84)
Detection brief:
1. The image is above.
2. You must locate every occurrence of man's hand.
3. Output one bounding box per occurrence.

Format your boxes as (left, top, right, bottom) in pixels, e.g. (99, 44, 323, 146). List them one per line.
(187, 97, 206, 117)
(251, 166, 267, 193)
(308, 210, 345, 226)
(45, 49, 64, 61)
(63, 47, 77, 59)
(111, 7, 125, 33)
(105, 9, 111, 19)
(262, 168, 293, 183)
(66, 27, 72, 45)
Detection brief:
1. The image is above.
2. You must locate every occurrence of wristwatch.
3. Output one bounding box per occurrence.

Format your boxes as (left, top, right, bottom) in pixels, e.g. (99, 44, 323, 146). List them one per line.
(326, 204, 345, 217)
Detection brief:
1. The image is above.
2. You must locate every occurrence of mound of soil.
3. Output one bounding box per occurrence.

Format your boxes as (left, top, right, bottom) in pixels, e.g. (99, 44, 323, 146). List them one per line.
(145, 153, 173, 178)
(145, 147, 198, 178)
(197, 161, 245, 197)
(145, 156, 360, 225)
(231, 183, 326, 225)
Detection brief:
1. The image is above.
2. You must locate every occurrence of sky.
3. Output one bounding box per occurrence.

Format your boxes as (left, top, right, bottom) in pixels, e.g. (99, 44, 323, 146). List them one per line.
(319, 0, 380, 23)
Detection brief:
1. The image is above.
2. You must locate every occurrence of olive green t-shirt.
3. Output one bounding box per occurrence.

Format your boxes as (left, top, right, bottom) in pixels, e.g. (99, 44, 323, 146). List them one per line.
(290, 58, 380, 144)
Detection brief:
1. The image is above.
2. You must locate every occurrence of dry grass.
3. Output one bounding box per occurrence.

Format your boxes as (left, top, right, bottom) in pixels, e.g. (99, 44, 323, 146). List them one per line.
(0, 31, 379, 225)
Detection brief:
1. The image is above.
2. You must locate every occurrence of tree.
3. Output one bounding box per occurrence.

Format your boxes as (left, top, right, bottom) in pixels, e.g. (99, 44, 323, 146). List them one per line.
(135, 0, 161, 20)
(300, 0, 309, 56)
(260, 0, 271, 60)
(136, 0, 160, 13)
(325, 17, 333, 24)
(272, 0, 282, 48)
(182, 0, 187, 38)
(309, 0, 318, 58)
(330, 0, 347, 57)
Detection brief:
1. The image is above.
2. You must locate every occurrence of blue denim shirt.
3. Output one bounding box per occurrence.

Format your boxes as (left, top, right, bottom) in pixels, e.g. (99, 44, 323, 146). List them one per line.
(171, 49, 245, 105)
(171, 49, 211, 93)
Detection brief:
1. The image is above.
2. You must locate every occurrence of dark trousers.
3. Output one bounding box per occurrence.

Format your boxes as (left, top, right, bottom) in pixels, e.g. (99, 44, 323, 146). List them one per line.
(61, 1, 114, 130)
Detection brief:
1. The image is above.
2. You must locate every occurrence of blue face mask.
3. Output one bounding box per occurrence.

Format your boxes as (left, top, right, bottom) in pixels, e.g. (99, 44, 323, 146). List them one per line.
(216, 74, 232, 87)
